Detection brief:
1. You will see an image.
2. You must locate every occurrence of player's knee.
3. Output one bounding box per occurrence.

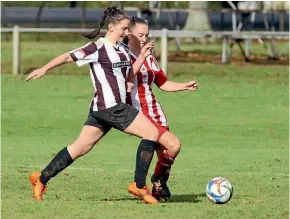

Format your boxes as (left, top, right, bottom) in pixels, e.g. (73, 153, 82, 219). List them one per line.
(167, 138, 181, 157)
(175, 139, 181, 155)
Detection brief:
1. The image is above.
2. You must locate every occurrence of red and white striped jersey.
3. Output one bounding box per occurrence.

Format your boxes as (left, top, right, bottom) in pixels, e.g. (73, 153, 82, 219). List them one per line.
(69, 38, 132, 111)
(126, 52, 169, 128)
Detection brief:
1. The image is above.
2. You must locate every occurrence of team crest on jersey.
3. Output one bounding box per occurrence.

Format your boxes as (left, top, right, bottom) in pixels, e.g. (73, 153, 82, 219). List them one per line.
(142, 73, 148, 83)
(112, 61, 131, 68)
(74, 49, 86, 59)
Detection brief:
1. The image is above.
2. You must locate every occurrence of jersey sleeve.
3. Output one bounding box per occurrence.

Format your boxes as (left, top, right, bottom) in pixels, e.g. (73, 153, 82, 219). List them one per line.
(69, 42, 99, 67)
(150, 55, 167, 87)
(129, 53, 136, 65)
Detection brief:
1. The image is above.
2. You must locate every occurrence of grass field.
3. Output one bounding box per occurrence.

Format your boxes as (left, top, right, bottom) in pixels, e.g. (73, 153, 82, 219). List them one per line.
(1, 40, 289, 219)
(1, 38, 289, 75)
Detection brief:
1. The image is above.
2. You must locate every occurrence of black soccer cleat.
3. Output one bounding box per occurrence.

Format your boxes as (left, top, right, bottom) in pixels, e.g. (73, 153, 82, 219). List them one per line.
(151, 175, 171, 202)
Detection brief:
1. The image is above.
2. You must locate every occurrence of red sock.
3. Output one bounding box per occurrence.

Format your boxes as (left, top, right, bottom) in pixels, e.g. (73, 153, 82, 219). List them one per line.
(153, 150, 175, 181)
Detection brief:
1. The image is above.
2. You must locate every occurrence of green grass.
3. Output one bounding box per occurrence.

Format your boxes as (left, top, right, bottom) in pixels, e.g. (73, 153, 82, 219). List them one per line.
(1, 40, 289, 218)
(1, 39, 289, 76)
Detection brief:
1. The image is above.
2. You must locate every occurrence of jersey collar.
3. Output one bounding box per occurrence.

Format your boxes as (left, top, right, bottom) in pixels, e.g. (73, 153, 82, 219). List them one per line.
(98, 37, 119, 49)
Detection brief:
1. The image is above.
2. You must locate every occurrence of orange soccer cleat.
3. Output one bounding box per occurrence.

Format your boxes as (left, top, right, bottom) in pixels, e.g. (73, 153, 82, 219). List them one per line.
(29, 172, 47, 201)
(128, 182, 158, 204)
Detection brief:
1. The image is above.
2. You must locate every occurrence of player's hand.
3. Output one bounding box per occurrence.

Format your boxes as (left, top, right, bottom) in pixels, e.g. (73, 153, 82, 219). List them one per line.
(186, 80, 198, 91)
(25, 68, 47, 81)
(141, 41, 154, 58)
(127, 81, 134, 93)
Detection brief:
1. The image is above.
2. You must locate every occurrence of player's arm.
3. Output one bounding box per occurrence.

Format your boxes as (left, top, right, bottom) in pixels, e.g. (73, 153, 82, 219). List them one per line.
(25, 53, 73, 81)
(159, 81, 187, 92)
(152, 54, 198, 92)
(42, 53, 73, 71)
(26, 42, 98, 81)
(132, 55, 146, 75)
(159, 80, 198, 92)
(132, 41, 154, 75)
(126, 68, 134, 93)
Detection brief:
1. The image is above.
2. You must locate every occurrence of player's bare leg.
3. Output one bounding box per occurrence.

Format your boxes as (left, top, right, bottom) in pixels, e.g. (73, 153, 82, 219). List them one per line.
(29, 126, 105, 200)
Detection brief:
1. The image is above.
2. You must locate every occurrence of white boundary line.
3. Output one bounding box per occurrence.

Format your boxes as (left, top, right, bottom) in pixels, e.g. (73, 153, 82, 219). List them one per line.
(2, 165, 289, 177)
(1, 165, 134, 173)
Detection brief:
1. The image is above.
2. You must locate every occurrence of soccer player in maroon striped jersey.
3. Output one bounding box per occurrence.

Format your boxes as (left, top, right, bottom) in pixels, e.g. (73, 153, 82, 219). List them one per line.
(25, 7, 159, 204)
(125, 17, 198, 201)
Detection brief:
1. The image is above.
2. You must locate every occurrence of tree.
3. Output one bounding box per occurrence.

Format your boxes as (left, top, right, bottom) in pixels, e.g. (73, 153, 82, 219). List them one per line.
(183, 1, 212, 31)
(182, 1, 213, 43)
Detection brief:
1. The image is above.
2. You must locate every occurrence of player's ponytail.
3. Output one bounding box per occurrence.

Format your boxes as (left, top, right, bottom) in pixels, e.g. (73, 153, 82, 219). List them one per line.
(82, 7, 130, 39)
(82, 7, 110, 39)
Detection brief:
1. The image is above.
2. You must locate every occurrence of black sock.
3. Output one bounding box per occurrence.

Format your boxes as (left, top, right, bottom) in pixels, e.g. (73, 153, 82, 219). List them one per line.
(134, 139, 157, 189)
(40, 147, 73, 185)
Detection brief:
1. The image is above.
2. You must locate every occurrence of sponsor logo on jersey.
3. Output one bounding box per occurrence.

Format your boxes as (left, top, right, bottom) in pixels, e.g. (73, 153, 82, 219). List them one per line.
(112, 61, 131, 68)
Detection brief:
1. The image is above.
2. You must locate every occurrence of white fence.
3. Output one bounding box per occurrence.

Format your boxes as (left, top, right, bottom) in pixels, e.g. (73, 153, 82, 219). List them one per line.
(1, 26, 289, 75)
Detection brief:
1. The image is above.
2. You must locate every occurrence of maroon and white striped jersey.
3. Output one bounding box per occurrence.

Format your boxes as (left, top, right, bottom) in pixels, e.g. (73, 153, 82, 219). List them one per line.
(69, 38, 132, 111)
(126, 52, 169, 128)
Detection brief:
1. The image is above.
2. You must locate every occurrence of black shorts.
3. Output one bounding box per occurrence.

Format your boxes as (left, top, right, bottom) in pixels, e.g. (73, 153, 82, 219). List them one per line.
(84, 102, 139, 133)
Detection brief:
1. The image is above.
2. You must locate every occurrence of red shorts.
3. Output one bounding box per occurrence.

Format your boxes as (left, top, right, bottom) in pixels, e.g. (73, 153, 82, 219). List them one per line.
(150, 120, 169, 140)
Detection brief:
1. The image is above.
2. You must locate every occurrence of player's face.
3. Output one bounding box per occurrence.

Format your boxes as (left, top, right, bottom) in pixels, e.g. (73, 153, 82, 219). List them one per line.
(131, 23, 149, 48)
(111, 19, 130, 40)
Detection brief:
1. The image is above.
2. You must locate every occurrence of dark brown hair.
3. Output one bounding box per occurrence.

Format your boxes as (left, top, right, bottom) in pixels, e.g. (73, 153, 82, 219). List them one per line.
(83, 7, 130, 39)
(123, 16, 148, 45)
(129, 16, 148, 31)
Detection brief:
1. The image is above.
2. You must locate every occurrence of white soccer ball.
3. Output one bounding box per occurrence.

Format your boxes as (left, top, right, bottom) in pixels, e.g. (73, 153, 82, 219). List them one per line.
(206, 177, 233, 204)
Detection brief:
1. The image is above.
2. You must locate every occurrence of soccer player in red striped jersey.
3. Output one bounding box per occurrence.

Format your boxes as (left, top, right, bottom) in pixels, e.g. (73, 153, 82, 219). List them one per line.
(124, 17, 198, 201)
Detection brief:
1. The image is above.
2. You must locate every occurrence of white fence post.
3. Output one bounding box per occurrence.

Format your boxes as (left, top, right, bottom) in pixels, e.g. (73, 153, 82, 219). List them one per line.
(271, 37, 277, 57)
(245, 39, 251, 57)
(222, 36, 228, 63)
(161, 28, 168, 74)
(13, 26, 20, 75)
(232, 11, 237, 31)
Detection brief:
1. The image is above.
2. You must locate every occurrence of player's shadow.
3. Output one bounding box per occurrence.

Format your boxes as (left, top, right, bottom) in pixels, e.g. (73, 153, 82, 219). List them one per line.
(169, 193, 206, 203)
(100, 197, 137, 202)
(99, 193, 206, 203)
